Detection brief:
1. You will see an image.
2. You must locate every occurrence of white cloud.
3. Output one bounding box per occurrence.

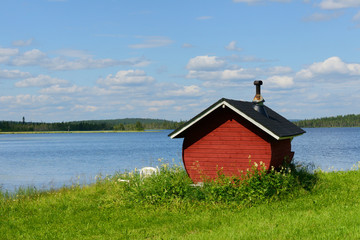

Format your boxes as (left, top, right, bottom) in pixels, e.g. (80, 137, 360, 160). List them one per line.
(225, 41, 242, 51)
(130, 100, 176, 113)
(0, 96, 14, 103)
(0, 94, 52, 105)
(0, 47, 19, 63)
(296, 56, 360, 79)
(220, 69, 255, 80)
(296, 69, 313, 79)
(12, 38, 34, 47)
(186, 55, 263, 84)
(0, 48, 19, 56)
(43, 57, 120, 70)
(319, 0, 360, 9)
(186, 55, 226, 70)
(40, 84, 85, 94)
(142, 100, 175, 107)
(119, 104, 134, 111)
(266, 75, 294, 88)
(165, 85, 202, 97)
(129, 36, 173, 49)
(266, 66, 293, 75)
(97, 69, 155, 86)
(6, 48, 149, 70)
(71, 105, 98, 112)
(0, 69, 31, 79)
(15, 74, 69, 87)
(47, 56, 150, 70)
(11, 49, 47, 66)
(187, 69, 254, 81)
(148, 107, 159, 112)
(122, 57, 151, 67)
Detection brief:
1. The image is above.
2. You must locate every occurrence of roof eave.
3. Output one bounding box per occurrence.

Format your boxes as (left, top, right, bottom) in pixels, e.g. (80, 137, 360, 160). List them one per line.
(277, 132, 306, 140)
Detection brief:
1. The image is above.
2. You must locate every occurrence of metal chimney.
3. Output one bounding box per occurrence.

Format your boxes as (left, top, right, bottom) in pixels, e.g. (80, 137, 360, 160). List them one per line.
(252, 80, 269, 118)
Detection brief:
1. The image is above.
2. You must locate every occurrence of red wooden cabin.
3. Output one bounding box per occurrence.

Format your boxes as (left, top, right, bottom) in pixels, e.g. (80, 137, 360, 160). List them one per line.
(169, 81, 305, 182)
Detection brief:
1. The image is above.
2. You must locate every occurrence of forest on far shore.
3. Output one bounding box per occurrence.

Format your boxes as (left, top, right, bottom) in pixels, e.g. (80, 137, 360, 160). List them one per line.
(1, 113, 360, 132)
(0, 118, 185, 132)
(293, 114, 360, 128)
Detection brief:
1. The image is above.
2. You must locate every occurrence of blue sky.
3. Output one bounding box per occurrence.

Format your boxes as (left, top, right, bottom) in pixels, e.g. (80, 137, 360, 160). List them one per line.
(1, 0, 360, 122)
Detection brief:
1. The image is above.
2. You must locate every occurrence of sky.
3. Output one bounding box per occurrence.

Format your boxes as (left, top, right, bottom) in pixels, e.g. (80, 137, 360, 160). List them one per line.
(1, 0, 360, 122)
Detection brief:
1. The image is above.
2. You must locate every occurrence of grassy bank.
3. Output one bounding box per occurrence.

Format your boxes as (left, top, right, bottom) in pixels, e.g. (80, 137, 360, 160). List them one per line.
(1, 163, 360, 239)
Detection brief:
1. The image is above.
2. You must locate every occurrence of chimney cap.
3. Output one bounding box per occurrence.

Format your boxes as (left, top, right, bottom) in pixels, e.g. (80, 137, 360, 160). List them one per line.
(253, 80, 264, 103)
(252, 80, 268, 118)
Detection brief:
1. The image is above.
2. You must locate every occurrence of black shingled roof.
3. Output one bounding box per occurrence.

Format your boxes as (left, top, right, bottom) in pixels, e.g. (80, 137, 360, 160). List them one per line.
(169, 98, 305, 140)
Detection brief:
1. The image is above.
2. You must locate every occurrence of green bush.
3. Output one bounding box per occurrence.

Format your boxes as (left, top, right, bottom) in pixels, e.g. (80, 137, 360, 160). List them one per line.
(108, 160, 318, 207)
(199, 161, 317, 205)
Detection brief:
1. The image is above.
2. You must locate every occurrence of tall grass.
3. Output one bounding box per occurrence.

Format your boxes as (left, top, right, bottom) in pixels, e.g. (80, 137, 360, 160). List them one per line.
(91, 160, 318, 208)
(4, 161, 360, 239)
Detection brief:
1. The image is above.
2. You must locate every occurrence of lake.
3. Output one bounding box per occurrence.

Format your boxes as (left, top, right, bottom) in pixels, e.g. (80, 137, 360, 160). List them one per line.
(1, 128, 359, 192)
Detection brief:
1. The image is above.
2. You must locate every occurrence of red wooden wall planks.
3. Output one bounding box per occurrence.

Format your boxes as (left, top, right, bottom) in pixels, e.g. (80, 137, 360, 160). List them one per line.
(183, 107, 269, 181)
(182, 106, 294, 182)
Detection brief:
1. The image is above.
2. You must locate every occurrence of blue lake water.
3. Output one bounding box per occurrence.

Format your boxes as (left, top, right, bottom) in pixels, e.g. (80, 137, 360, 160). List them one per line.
(1, 128, 359, 192)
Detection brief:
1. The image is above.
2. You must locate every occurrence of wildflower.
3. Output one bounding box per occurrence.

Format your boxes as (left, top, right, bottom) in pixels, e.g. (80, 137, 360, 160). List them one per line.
(254, 162, 258, 168)
(118, 178, 129, 183)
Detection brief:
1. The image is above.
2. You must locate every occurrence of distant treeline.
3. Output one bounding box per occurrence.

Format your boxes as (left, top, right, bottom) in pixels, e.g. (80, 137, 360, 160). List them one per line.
(0, 118, 185, 132)
(294, 114, 360, 128)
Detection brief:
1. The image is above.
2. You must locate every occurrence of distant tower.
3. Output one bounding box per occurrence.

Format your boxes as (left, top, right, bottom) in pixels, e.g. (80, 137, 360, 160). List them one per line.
(22, 116, 25, 124)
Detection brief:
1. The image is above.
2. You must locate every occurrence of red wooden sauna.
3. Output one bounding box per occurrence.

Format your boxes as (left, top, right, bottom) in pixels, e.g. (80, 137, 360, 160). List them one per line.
(169, 81, 305, 183)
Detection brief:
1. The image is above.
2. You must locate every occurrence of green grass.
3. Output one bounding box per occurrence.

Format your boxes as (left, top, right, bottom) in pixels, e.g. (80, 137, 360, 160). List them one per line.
(1, 162, 360, 239)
